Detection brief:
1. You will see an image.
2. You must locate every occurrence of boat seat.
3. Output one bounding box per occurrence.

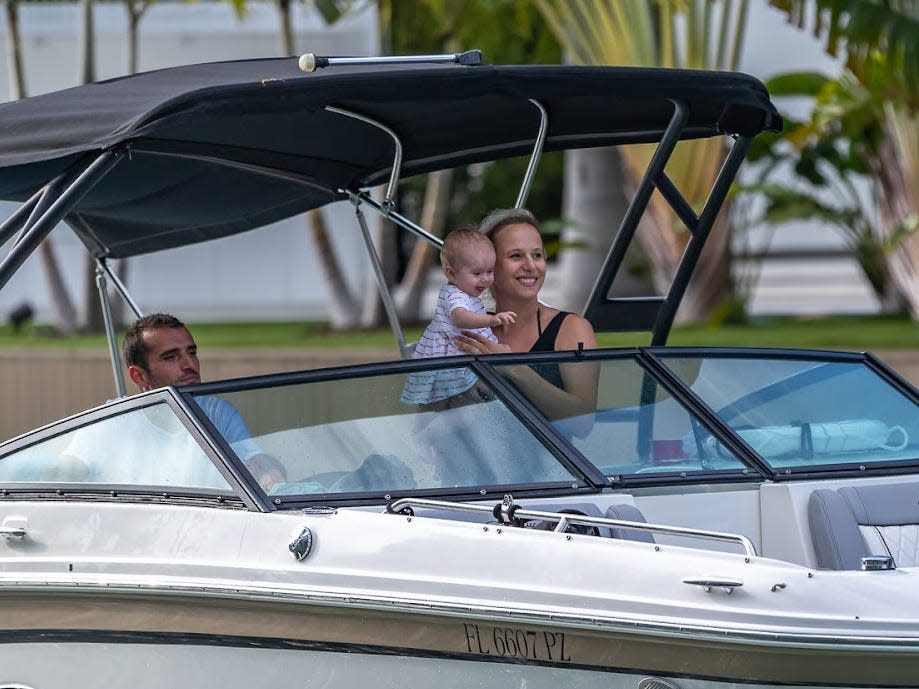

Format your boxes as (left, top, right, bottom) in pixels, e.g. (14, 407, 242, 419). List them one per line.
(809, 484, 919, 569)
(605, 503, 655, 543)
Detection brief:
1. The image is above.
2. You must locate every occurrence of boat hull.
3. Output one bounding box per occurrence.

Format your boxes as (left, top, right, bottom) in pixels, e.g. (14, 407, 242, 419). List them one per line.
(0, 590, 914, 688)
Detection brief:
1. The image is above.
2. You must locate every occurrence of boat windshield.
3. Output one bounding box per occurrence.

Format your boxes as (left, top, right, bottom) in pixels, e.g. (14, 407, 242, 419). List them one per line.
(494, 352, 919, 479)
(493, 357, 747, 478)
(656, 354, 919, 472)
(188, 366, 581, 497)
(0, 402, 231, 489)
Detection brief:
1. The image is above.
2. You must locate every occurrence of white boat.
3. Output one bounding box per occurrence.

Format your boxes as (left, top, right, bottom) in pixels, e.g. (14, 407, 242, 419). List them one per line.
(0, 52, 917, 689)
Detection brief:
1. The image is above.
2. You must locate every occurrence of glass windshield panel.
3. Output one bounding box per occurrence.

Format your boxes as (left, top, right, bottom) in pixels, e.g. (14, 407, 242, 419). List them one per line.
(0, 403, 230, 489)
(190, 366, 578, 496)
(494, 358, 746, 477)
(661, 356, 919, 469)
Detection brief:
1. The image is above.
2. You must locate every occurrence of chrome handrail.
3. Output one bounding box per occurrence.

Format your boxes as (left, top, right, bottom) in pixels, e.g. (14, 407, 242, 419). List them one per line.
(388, 495, 757, 558)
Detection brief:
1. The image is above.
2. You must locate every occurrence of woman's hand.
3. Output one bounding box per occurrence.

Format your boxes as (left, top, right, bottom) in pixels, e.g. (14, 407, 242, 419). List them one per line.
(455, 330, 511, 355)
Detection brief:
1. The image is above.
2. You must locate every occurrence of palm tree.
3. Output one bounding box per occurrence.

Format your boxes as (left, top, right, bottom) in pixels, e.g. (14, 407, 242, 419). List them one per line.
(536, 0, 750, 322)
(4, 0, 79, 334)
(770, 0, 919, 316)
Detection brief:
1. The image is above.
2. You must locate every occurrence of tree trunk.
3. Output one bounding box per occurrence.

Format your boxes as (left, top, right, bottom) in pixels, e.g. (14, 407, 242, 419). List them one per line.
(5, 0, 78, 334)
(308, 209, 360, 329)
(556, 147, 638, 312)
(393, 168, 453, 320)
(79, 0, 106, 332)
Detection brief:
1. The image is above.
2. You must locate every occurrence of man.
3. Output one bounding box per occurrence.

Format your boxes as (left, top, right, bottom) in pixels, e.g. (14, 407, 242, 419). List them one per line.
(122, 313, 256, 451)
(56, 314, 283, 491)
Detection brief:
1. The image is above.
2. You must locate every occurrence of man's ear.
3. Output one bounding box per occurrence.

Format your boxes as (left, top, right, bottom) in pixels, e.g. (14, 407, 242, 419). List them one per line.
(128, 364, 149, 390)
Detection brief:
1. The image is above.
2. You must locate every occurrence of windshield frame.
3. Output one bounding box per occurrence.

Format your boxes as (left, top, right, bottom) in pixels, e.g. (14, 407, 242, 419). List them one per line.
(0, 387, 266, 509)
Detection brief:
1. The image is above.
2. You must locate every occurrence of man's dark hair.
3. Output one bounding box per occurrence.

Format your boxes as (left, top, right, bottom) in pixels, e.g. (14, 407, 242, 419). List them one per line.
(122, 313, 186, 369)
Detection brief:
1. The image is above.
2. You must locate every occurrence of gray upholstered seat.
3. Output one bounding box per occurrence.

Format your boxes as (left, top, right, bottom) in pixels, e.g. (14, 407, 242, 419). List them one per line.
(605, 503, 656, 543)
(809, 484, 919, 570)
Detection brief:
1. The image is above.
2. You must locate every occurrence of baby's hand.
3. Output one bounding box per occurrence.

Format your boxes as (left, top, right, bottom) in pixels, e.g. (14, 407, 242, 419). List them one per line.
(492, 311, 517, 327)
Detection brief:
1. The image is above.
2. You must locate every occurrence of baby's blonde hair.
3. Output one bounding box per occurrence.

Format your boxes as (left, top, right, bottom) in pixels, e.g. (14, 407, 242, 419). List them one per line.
(439, 226, 493, 272)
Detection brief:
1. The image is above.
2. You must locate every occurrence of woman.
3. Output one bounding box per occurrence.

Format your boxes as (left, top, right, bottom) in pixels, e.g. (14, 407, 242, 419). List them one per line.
(455, 208, 599, 428)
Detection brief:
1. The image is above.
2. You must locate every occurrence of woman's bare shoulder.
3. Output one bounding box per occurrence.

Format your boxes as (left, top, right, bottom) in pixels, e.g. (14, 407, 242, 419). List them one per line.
(558, 312, 598, 350)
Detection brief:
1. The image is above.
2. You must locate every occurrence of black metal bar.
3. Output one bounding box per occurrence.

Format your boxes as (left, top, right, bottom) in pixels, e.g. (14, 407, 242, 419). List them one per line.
(584, 100, 689, 329)
(654, 171, 699, 232)
(651, 135, 752, 346)
(0, 188, 42, 248)
(638, 348, 774, 480)
(354, 191, 444, 247)
(0, 151, 123, 293)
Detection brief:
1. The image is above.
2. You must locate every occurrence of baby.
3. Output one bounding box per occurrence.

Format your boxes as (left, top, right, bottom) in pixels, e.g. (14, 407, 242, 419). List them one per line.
(401, 227, 515, 405)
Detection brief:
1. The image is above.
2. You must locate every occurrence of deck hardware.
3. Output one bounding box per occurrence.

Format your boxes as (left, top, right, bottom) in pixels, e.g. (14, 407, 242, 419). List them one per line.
(0, 526, 26, 540)
(302, 506, 336, 515)
(638, 678, 681, 689)
(682, 577, 743, 594)
(299, 50, 482, 73)
(771, 583, 786, 592)
(388, 497, 757, 557)
(289, 526, 314, 561)
(861, 555, 896, 571)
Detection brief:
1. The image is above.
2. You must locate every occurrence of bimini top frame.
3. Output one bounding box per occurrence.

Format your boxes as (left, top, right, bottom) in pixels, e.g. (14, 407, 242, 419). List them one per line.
(0, 52, 781, 389)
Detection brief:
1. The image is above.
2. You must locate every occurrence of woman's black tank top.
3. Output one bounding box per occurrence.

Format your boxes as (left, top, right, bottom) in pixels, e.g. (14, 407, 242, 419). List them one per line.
(528, 310, 570, 388)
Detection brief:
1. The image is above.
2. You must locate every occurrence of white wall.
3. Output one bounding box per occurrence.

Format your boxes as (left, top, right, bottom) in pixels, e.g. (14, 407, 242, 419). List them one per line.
(736, 4, 879, 315)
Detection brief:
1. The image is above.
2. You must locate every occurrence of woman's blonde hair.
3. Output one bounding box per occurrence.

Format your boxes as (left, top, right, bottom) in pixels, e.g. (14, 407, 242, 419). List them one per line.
(478, 208, 539, 242)
(439, 226, 493, 271)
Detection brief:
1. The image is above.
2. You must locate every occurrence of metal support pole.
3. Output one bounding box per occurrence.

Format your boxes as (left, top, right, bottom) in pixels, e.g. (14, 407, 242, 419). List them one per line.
(352, 198, 411, 358)
(351, 191, 443, 248)
(515, 99, 548, 209)
(96, 260, 127, 398)
(326, 106, 403, 210)
(0, 150, 123, 293)
(95, 253, 144, 320)
(0, 188, 42, 249)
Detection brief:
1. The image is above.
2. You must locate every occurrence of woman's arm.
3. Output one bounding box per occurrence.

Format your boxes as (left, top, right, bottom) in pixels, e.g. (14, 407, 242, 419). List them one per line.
(455, 315, 599, 436)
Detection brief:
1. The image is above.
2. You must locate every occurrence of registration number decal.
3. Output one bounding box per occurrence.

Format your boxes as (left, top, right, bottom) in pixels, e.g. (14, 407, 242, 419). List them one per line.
(462, 623, 571, 662)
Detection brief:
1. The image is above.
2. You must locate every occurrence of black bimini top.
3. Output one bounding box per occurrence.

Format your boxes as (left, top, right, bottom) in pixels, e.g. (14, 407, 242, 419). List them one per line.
(0, 57, 781, 258)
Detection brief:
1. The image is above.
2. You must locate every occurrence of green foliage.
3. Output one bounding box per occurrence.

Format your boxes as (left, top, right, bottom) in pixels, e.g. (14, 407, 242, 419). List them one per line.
(741, 67, 910, 305)
(385, 0, 561, 63)
(770, 0, 919, 108)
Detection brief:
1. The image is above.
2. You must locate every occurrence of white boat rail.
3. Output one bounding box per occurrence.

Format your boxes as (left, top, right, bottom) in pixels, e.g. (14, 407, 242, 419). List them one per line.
(388, 495, 757, 558)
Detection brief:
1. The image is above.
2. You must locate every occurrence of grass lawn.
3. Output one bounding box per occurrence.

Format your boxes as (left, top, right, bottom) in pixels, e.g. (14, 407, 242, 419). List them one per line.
(0, 314, 917, 351)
